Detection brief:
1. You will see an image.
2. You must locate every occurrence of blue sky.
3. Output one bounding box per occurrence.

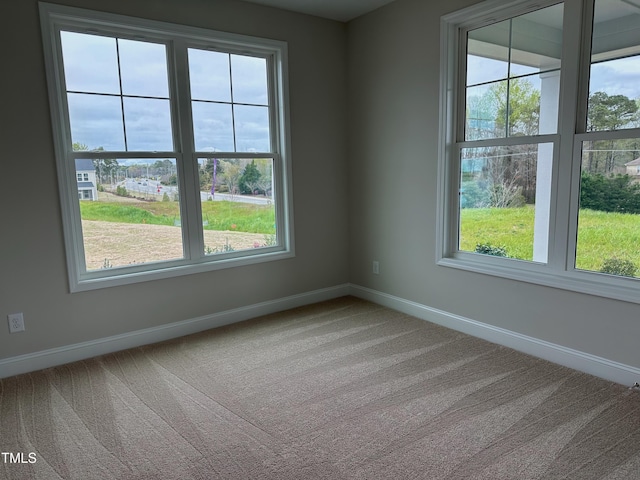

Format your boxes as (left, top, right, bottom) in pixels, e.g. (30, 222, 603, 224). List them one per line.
(61, 31, 270, 153)
(590, 56, 640, 99)
(467, 53, 640, 111)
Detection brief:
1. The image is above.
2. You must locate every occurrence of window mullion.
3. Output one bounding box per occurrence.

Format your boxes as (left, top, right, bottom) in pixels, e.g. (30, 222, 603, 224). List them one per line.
(172, 38, 204, 261)
(551, 0, 590, 273)
(48, 23, 88, 286)
(448, 27, 466, 257)
(115, 39, 129, 152)
(575, 0, 595, 136)
(455, 27, 468, 144)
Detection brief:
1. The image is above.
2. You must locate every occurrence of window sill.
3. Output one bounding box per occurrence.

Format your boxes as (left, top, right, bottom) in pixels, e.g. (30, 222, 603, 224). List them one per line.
(71, 248, 295, 292)
(437, 254, 640, 305)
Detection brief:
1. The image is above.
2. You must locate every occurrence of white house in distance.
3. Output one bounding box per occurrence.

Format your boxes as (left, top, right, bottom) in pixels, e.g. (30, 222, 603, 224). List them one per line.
(75, 159, 98, 201)
(625, 158, 640, 181)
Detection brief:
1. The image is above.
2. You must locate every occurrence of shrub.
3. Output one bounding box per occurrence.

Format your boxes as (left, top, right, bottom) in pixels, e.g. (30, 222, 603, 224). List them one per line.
(475, 243, 509, 257)
(488, 183, 526, 208)
(580, 173, 640, 214)
(204, 238, 235, 254)
(115, 185, 128, 197)
(600, 258, 637, 277)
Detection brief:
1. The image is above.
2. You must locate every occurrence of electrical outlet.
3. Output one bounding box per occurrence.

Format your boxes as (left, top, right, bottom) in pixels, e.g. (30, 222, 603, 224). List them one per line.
(373, 260, 380, 275)
(8, 313, 25, 333)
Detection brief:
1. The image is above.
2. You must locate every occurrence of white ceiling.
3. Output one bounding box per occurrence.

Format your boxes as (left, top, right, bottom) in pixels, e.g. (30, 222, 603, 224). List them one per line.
(238, 0, 397, 22)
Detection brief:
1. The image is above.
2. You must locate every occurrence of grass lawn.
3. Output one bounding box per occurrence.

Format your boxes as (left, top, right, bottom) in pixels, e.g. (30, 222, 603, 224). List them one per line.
(460, 206, 640, 275)
(574, 209, 640, 274)
(460, 205, 536, 260)
(80, 199, 276, 234)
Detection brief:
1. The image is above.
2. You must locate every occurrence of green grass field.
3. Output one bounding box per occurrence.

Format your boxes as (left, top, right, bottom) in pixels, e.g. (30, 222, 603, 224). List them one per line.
(80, 200, 276, 234)
(82, 201, 639, 275)
(460, 205, 640, 275)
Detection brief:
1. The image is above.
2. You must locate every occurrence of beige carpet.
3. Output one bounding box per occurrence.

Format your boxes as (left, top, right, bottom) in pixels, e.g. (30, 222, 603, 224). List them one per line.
(2, 296, 640, 479)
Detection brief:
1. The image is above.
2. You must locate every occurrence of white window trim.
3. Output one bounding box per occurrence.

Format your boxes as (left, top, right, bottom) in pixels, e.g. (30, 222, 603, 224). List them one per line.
(437, 0, 640, 304)
(40, 2, 295, 292)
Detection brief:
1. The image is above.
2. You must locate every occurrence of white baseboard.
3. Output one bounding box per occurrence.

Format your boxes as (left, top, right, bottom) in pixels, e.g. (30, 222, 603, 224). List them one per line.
(0, 284, 350, 379)
(349, 284, 640, 387)
(4, 282, 638, 387)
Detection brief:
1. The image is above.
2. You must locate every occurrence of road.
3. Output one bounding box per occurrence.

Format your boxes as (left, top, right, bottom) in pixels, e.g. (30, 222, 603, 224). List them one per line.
(121, 179, 272, 205)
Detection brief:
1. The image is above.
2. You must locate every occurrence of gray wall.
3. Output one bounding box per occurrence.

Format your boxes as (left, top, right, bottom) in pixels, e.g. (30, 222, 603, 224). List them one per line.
(347, 0, 640, 370)
(2, 0, 639, 375)
(0, 0, 349, 359)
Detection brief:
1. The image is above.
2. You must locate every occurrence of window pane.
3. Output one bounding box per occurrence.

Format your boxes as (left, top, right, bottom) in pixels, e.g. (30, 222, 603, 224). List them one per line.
(588, 0, 640, 132)
(510, 6, 563, 75)
(234, 105, 270, 152)
(588, 57, 640, 131)
(76, 158, 184, 270)
(510, 63, 541, 78)
(467, 54, 508, 87)
(60, 32, 120, 94)
(508, 75, 542, 137)
(576, 138, 640, 277)
(465, 4, 562, 140)
(459, 144, 551, 263)
(467, 20, 510, 86)
(466, 82, 506, 140)
(465, 76, 553, 140)
(119, 39, 169, 98)
(189, 51, 271, 153)
(192, 101, 234, 151)
(123, 97, 173, 151)
(198, 157, 276, 254)
(188, 49, 231, 102)
(230, 54, 268, 105)
(62, 32, 175, 152)
(67, 93, 125, 151)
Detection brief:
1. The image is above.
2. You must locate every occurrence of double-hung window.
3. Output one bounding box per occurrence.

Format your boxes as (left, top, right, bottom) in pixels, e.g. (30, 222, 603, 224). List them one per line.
(40, 3, 294, 291)
(439, 0, 640, 302)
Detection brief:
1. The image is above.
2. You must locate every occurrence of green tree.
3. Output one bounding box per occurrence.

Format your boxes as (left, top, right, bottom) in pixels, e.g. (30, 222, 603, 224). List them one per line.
(239, 160, 262, 194)
(94, 158, 119, 184)
(166, 174, 178, 186)
(152, 159, 174, 178)
(219, 160, 242, 196)
(490, 78, 540, 137)
(198, 159, 224, 192)
(586, 93, 639, 174)
(254, 159, 273, 197)
(587, 92, 637, 132)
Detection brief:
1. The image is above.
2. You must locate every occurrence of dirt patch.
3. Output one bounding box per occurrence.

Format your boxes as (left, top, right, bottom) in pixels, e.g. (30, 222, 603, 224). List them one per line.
(97, 191, 146, 203)
(82, 220, 268, 270)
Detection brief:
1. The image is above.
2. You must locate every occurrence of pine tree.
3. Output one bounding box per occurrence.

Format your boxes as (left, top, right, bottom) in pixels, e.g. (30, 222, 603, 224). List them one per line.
(239, 160, 262, 194)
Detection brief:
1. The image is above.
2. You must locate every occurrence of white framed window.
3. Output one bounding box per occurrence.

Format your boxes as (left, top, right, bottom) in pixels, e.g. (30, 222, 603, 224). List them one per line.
(40, 2, 294, 292)
(439, 0, 640, 303)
